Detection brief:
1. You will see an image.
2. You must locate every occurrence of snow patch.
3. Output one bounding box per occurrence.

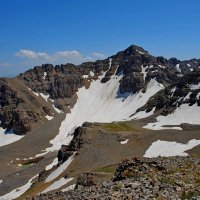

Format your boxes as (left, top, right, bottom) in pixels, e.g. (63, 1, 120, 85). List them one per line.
(45, 115, 54, 120)
(45, 158, 58, 171)
(132, 107, 156, 119)
(136, 49, 145, 54)
(170, 87, 176, 97)
(83, 71, 94, 79)
(0, 127, 24, 147)
(190, 83, 200, 90)
(43, 72, 47, 79)
(82, 75, 89, 79)
(197, 92, 200, 99)
(120, 139, 129, 144)
(144, 139, 200, 158)
(61, 184, 76, 192)
(50, 98, 54, 102)
(39, 93, 50, 102)
(144, 104, 200, 130)
(90, 71, 94, 77)
(183, 92, 192, 101)
(28, 88, 39, 96)
(158, 65, 165, 69)
(175, 64, 181, 73)
(45, 153, 76, 182)
(53, 105, 62, 113)
(141, 65, 148, 81)
(42, 178, 73, 193)
(28, 90, 50, 101)
(1, 174, 38, 200)
(171, 87, 176, 93)
(149, 65, 154, 69)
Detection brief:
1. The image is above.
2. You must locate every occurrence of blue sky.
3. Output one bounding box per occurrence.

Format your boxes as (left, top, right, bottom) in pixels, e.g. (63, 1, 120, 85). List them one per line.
(0, 0, 200, 77)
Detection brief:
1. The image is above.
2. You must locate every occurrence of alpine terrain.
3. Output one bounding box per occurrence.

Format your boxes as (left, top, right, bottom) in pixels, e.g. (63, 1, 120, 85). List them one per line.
(0, 45, 200, 199)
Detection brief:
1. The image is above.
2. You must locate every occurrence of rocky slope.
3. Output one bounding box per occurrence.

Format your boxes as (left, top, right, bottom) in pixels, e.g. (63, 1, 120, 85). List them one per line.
(0, 78, 53, 135)
(31, 156, 200, 200)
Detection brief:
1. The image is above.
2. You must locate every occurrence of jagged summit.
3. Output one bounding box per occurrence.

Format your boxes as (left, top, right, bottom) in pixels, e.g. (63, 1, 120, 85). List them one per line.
(114, 44, 149, 57)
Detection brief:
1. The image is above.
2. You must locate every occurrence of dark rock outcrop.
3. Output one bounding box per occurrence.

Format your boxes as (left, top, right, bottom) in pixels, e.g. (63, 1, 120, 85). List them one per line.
(37, 126, 85, 182)
(0, 78, 47, 134)
(57, 127, 85, 163)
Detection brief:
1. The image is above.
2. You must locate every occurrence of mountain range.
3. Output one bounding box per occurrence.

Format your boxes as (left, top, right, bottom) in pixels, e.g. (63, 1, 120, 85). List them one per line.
(0, 45, 200, 199)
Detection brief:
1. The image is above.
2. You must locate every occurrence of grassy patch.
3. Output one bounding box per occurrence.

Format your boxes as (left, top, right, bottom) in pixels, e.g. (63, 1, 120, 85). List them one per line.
(182, 191, 200, 199)
(102, 122, 138, 132)
(16, 181, 50, 200)
(95, 165, 116, 174)
(20, 163, 33, 169)
(159, 176, 175, 185)
(113, 182, 123, 191)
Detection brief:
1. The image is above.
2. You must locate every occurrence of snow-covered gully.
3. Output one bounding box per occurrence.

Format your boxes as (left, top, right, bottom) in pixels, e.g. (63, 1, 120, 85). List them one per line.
(40, 67, 164, 155)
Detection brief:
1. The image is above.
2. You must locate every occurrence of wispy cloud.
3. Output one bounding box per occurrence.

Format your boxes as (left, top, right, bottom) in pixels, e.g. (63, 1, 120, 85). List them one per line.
(16, 50, 49, 60)
(92, 52, 107, 59)
(0, 62, 11, 67)
(15, 49, 107, 68)
(15, 49, 94, 65)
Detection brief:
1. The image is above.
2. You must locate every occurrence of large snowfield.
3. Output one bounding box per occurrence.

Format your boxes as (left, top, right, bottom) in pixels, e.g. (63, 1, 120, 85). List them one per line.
(43, 65, 164, 154)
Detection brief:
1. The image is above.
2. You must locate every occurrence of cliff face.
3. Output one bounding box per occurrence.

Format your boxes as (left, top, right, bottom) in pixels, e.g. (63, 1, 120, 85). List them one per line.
(137, 71, 200, 115)
(0, 78, 53, 135)
(0, 45, 200, 135)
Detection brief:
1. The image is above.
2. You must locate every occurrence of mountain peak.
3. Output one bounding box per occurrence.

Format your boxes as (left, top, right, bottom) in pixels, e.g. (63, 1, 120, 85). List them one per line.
(124, 44, 149, 55)
(113, 44, 149, 60)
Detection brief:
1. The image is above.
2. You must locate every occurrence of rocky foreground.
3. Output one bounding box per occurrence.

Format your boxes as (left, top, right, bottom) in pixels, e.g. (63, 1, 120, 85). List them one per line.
(31, 156, 200, 200)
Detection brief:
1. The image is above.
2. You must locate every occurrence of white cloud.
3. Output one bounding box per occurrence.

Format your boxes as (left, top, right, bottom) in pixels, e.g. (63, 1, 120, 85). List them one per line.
(92, 52, 107, 59)
(15, 49, 106, 66)
(16, 50, 50, 60)
(15, 49, 93, 65)
(55, 50, 81, 58)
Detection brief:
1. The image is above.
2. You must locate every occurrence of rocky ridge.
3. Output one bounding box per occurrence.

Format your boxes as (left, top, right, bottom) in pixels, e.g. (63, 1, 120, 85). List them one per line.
(31, 156, 200, 200)
(1, 45, 200, 135)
